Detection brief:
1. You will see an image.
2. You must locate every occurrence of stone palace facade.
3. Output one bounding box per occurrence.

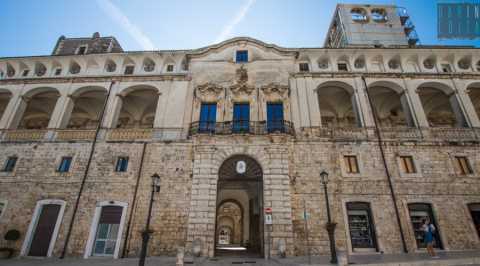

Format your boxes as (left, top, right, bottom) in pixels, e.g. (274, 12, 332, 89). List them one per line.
(0, 4, 480, 260)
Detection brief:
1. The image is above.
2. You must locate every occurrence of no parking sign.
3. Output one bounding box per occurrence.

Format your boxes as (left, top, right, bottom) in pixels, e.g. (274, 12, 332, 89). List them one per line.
(265, 208, 273, 225)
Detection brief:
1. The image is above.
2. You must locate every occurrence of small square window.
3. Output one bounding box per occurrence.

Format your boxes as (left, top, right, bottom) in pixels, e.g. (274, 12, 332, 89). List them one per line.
(115, 157, 129, 172)
(54, 68, 62, 76)
(77, 45, 87, 55)
(441, 64, 452, 73)
(299, 63, 310, 72)
(344, 155, 359, 174)
(124, 65, 135, 75)
(2, 157, 17, 172)
(166, 64, 174, 72)
(58, 157, 72, 172)
(236, 50, 248, 63)
(399, 156, 416, 174)
(455, 156, 473, 175)
(22, 69, 29, 77)
(338, 63, 348, 71)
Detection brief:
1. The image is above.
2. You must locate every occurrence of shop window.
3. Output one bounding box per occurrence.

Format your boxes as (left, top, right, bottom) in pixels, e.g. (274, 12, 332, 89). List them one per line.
(115, 157, 129, 172)
(236, 50, 248, 63)
(408, 203, 443, 249)
(344, 155, 359, 174)
(2, 156, 17, 172)
(399, 156, 416, 174)
(233, 103, 250, 133)
(468, 203, 480, 238)
(199, 103, 217, 133)
(57, 157, 72, 173)
(455, 156, 473, 175)
(347, 202, 378, 250)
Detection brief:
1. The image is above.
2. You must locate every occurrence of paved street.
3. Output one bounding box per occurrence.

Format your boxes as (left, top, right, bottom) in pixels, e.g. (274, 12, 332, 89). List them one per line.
(1, 251, 480, 266)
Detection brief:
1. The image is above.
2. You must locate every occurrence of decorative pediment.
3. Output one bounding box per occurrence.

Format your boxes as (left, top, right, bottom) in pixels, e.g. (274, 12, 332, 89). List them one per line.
(230, 83, 255, 97)
(195, 82, 224, 101)
(261, 83, 289, 99)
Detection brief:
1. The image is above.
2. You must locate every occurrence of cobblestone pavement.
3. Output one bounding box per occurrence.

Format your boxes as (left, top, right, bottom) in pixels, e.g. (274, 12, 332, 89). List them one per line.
(1, 251, 480, 266)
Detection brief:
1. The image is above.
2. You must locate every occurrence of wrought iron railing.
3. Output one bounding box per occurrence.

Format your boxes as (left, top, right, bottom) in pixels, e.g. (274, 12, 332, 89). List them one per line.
(189, 120, 294, 136)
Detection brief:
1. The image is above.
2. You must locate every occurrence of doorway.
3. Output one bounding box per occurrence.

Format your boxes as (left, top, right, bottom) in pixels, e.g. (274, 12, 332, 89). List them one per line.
(215, 155, 263, 257)
(469, 203, 480, 238)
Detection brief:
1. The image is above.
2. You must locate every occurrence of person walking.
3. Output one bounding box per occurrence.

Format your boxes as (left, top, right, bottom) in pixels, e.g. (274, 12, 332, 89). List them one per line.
(422, 218, 439, 258)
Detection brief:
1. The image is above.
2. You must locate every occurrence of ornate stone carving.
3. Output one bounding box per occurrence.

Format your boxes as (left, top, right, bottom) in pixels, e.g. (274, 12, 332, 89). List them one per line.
(195, 82, 223, 101)
(260, 83, 289, 100)
(236, 65, 248, 84)
(229, 83, 255, 97)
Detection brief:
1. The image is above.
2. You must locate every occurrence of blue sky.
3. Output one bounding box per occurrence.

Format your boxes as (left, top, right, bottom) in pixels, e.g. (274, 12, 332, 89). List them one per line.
(1, 0, 479, 57)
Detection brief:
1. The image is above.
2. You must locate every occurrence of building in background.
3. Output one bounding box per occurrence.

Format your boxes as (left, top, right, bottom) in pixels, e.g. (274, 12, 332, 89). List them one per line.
(0, 3, 479, 262)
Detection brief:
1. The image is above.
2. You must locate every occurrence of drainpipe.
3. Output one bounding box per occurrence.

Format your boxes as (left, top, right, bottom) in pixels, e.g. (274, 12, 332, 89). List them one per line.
(122, 142, 148, 258)
(361, 76, 408, 253)
(60, 80, 116, 258)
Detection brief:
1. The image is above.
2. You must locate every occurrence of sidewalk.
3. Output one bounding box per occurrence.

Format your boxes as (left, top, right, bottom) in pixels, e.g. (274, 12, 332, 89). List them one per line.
(1, 251, 479, 266)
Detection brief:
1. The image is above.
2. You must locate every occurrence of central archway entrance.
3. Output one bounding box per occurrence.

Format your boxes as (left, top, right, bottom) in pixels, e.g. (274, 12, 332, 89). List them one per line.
(215, 155, 264, 257)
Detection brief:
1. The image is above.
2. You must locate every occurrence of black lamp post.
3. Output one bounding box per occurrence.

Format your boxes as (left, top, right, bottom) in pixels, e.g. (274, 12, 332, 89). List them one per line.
(320, 170, 337, 264)
(138, 173, 161, 266)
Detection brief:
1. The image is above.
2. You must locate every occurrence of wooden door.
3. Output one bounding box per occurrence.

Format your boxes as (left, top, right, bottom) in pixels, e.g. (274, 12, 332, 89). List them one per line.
(28, 204, 61, 256)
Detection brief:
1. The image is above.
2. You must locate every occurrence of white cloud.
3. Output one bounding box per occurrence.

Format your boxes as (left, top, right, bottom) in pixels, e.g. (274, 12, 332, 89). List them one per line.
(214, 0, 256, 43)
(96, 0, 156, 50)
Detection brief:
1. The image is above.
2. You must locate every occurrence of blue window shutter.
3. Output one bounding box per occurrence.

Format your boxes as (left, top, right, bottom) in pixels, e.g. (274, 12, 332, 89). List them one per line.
(233, 103, 250, 132)
(267, 103, 284, 133)
(236, 51, 248, 63)
(59, 157, 72, 172)
(199, 103, 217, 133)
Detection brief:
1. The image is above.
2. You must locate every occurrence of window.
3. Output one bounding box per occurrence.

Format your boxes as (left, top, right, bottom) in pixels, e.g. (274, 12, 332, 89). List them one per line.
(233, 103, 250, 133)
(299, 63, 310, 72)
(54, 68, 62, 76)
(338, 63, 348, 71)
(344, 155, 359, 174)
(22, 69, 29, 77)
(57, 157, 72, 172)
(423, 58, 435, 69)
(351, 8, 368, 22)
(347, 202, 377, 250)
(441, 63, 452, 73)
(105, 61, 116, 72)
(399, 156, 416, 174)
(458, 59, 471, 70)
(469, 203, 480, 238)
(0, 201, 5, 220)
(124, 65, 134, 75)
(371, 8, 387, 22)
(199, 103, 217, 133)
(236, 50, 248, 63)
(388, 59, 400, 70)
(3, 156, 17, 172)
(267, 102, 285, 133)
(70, 63, 81, 74)
(408, 203, 443, 249)
(77, 45, 87, 55)
(455, 156, 473, 175)
(115, 157, 129, 172)
(166, 64, 174, 72)
(318, 59, 329, 69)
(354, 58, 365, 69)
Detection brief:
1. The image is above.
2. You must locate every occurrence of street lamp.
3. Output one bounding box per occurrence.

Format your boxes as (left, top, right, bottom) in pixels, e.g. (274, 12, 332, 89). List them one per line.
(138, 173, 161, 266)
(320, 170, 337, 264)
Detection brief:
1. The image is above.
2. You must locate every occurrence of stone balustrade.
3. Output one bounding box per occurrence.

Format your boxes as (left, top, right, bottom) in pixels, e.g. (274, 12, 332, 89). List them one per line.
(2, 129, 48, 141)
(106, 128, 153, 141)
(55, 129, 97, 141)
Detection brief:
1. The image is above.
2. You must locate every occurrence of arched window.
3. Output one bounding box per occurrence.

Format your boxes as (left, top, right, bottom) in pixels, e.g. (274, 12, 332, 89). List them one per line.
(318, 58, 329, 69)
(69, 61, 81, 74)
(371, 8, 387, 22)
(143, 58, 155, 72)
(6, 63, 15, 77)
(35, 63, 47, 77)
(458, 58, 471, 70)
(105, 60, 117, 73)
(388, 58, 401, 70)
(423, 58, 436, 70)
(354, 57, 365, 69)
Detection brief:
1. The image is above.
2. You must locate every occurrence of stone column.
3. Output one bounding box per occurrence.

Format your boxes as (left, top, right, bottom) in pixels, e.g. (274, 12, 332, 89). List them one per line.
(0, 93, 22, 129)
(451, 79, 480, 128)
(295, 77, 311, 127)
(153, 82, 169, 128)
(7, 95, 29, 129)
(102, 81, 122, 129)
(288, 77, 301, 130)
(402, 79, 430, 128)
(353, 77, 374, 127)
(306, 77, 321, 127)
(47, 94, 70, 129)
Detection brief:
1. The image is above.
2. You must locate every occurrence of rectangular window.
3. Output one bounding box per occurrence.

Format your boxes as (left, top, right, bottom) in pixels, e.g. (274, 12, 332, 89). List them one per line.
(299, 63, 310, 72)
(2, 156, 17, 172)
(347, 202, 377, 250)
(441, 64, 452, 73)
(93, 206, 122, 256)
(469, 203, 480, 238)
(455, 156, 473, 175)
(58, 157, 72, 172)
(344, 155, 359, 174)
(0, 201, 5, 219)
(115, 157, 129, 172)
(233, 103, 250, 133)
(236, 50, 248, 63)
(124, 65, 134, 75)
(166, 64, 174, 72)
(266, 102, 284, 133)
(338, 63, 348, 71)
(54, 68, 62, 76)
(199, 103, 217, 133)
(400, 156, 416, 174)
(22, 69, 29, 77)
(77, 45, 87, 55)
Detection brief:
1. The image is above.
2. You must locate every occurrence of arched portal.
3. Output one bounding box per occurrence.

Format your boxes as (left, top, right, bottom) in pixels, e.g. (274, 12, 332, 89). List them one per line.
(215, 155, 263, 257)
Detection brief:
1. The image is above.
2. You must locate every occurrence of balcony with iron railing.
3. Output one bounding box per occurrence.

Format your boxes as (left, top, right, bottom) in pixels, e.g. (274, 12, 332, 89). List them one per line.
(189, 120, 295, 136)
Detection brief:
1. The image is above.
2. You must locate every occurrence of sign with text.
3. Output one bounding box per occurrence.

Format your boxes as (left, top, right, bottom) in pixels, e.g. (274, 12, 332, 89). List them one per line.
(265, 214, 273, 225)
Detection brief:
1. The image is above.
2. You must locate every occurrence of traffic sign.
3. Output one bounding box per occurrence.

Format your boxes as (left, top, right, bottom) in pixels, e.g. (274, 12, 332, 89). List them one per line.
(265, 214, 273, 225)
(265, 207, 272, 214)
